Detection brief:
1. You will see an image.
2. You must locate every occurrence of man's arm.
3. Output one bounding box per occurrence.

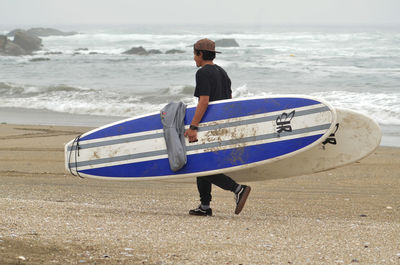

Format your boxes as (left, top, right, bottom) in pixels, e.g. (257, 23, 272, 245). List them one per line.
(191, 95, 209, 126)
(184, 95, 209, 142)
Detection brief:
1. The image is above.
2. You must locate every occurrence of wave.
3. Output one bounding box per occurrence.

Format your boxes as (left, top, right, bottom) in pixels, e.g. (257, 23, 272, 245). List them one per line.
(232, 87, 400, 126)
(2, 82, 398, 126)
(0, 82, 95, 97)
(0, 82, 197, 117)
(312, 90, 400, 125)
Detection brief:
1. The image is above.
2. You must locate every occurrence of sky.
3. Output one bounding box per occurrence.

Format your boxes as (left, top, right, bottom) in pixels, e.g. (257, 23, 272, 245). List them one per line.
(0, 0, 399, 26)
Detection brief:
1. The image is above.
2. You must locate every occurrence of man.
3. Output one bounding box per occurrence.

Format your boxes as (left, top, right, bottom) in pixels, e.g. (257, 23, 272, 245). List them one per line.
(184, 38, 251, 216)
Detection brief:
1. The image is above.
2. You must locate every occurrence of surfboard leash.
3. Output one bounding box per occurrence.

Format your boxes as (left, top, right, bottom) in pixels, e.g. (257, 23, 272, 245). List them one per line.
(68, 134, 84, 179)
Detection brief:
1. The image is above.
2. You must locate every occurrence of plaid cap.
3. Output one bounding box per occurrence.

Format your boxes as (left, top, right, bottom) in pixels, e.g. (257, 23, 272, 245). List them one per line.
(193, 38, 221, 53)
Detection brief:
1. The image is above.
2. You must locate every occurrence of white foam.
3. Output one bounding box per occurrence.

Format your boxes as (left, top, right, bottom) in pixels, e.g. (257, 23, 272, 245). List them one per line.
(311, 91, 400, 125)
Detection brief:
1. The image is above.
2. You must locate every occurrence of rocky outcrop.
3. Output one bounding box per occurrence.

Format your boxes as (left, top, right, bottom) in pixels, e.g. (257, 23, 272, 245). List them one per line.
(215, 38, 239, 47)
(148, 49, 162, 54)
(44, 51, 63, 55)
(0, 35, 7, 49)
(0, 31, 42, 56)
(7, 28, 78, 37)
(2, 27, 78, 56)
(122, 46, 149, 55)
(13, 31, 42, 53)
(165, 49, 185, 54)
(29, 57, 50, 62)
(122, 47, 185, 55)
(27, 28, 78, 37)
(0, 35, 28, 56)
(6, 29, 24, 37)
(1, 33, 40, 56)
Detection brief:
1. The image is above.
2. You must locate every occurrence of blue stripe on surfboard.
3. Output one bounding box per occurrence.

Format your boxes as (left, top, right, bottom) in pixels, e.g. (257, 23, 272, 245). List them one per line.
(80, 97, 322, 141)
(79, 134, 322, 178)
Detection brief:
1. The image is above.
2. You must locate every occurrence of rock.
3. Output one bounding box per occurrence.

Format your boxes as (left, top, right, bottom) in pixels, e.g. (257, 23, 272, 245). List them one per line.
(29, 57, 50, 62)
(6, 29, 25, 37)
(165, 49, 185, 54)
(13, 31, 42, 53)
(8, 28, 78, 37)
(0, 35, 7, 49)
(75, 48, 89, 51)
(44, 51, 63, 55)
(0, 35, 28, 56)
(215, 38, 239, 47)
(1, 41, 28, 56)
(122, 46, 149, 55)
(148, 49, 162, 54)
(27, 27, 78, 37)
(1, 32, 44, 56)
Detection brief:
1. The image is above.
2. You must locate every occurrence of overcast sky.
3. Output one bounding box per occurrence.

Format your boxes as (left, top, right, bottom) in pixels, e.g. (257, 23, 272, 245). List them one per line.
(1, 0, 399, 26)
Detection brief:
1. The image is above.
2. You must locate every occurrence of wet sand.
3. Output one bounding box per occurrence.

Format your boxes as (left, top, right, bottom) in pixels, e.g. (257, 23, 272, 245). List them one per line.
(0, 124, 399, 264)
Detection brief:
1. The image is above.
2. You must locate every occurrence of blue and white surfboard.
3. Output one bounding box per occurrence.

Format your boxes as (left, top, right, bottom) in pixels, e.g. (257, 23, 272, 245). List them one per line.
(65, 96, 337, 180)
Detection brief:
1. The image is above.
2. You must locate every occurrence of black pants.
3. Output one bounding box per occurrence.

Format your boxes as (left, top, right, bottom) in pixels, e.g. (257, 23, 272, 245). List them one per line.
(197, 174, 239, 205)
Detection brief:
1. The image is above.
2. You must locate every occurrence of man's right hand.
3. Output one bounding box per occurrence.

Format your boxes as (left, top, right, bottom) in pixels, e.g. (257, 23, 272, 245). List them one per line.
(184, 129, 198, 143)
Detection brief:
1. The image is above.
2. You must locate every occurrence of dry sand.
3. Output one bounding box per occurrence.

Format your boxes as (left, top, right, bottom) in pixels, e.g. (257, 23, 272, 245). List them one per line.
(0, 123, 399, 264)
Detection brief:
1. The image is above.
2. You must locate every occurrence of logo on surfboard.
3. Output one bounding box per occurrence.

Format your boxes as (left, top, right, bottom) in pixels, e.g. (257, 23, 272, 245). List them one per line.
(276, 110, 295, 134)
(322, 123, 340, 148)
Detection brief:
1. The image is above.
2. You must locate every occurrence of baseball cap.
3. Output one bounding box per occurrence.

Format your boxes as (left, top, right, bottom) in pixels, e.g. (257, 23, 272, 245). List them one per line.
(193, 38, 221, 53)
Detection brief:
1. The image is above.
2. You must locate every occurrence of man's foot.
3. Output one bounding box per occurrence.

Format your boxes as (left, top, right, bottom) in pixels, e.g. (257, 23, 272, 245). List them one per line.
(234, 185, 251, 214)
(189, 205, 212, 216)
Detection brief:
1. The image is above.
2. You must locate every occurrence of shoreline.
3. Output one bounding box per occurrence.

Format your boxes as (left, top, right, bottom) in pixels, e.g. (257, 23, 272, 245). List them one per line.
(0, 107, 125, 127)
(0, 123, 399, 264)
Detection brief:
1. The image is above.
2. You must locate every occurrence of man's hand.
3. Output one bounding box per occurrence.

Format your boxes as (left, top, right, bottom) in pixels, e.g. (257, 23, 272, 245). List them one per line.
(184, 128, 198, 143)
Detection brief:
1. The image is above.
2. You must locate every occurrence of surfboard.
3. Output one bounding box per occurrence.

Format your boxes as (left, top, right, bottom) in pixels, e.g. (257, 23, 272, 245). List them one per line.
(228, 108, 381, 182)
(65, 96, 337, 180)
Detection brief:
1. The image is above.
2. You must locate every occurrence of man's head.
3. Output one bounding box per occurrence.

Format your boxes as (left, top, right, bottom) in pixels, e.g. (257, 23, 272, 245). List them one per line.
(193, 38, 220, 67)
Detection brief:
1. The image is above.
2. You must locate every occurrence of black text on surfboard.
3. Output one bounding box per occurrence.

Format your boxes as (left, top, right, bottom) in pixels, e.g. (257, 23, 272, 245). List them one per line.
(322, 123, 340, 148)
(276, 110, 296, 134)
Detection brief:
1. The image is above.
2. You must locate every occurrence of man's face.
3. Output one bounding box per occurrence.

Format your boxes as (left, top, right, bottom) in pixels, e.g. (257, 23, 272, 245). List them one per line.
(193, 50, 202, 67)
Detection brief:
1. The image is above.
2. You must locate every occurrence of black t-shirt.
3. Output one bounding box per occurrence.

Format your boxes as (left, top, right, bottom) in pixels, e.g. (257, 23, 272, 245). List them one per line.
(194, 64, 232, 102)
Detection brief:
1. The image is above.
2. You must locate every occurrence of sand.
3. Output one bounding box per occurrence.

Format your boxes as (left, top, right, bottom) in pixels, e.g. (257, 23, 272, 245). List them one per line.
(0, 123, 399, 264)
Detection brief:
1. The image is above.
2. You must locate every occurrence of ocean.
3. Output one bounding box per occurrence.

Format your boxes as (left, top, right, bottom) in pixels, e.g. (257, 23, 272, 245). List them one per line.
(0, 24, 399, 146)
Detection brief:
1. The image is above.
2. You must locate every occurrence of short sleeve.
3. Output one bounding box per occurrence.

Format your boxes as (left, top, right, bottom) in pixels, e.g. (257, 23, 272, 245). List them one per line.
(194, 69, 211, 97)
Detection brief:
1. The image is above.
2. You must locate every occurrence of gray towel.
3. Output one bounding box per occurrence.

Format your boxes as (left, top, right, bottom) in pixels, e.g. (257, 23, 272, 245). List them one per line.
(161, 101, 187, 172)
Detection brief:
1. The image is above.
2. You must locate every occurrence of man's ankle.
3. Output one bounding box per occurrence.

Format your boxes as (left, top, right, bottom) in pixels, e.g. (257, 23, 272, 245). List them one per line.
(200, 204, 210, 210)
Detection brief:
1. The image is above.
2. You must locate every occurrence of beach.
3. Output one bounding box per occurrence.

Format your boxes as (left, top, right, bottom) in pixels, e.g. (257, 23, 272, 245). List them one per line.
(0, 123, 399, 264)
